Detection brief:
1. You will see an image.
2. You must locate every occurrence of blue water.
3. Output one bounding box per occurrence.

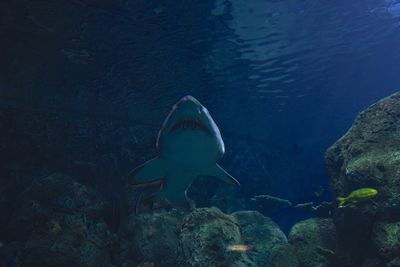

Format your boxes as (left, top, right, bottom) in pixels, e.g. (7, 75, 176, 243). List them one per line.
(1, 0, 400, 233)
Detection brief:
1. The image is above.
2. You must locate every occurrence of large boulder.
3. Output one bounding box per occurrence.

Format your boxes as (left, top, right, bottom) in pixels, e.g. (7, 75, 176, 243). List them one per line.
(269, 243, 300, 267)
(372, 222, 400, 261)
(269, 218, 338, 267)
(326, 92, 400, 218)
(120, 207, 288, 267)
(231, 210, 287, 266)
(119, 209, 187, 267)
(288, 218, 337, 267)
(177, 207, 255, 267)
(325, 92, 400, 266)
(6, 173, 107, 240)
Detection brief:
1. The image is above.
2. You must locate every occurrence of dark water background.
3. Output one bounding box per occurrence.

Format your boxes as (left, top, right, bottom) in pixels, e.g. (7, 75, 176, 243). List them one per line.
(1, 0, 400, 232)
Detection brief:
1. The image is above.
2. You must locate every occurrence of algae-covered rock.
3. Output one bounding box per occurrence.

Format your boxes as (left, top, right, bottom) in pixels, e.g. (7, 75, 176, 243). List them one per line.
(14, 220, 112, 267)
(177, 207, 256, 267)
(387, 257, 400, 267)
(119, 209, 187, 267)
(269, 218, 337, 267)
(326, 92, 400, 218)
(288, 218, 337, 267)
(269, 243, 300, 267)
(120, 207, 288, 267)
(372, 221, 400, 261)
(3, 173, 113, 267)
(325, 91, 400, 266)
(6, 173, 107, 240)
(231, 210, 287, 266)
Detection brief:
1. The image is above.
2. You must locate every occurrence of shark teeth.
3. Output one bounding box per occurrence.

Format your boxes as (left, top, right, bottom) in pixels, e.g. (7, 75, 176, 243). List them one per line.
(170, 118, 210, 134)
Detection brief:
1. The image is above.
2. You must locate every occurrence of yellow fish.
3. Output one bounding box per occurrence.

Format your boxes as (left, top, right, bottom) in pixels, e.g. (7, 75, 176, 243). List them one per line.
(226, 245, 255, 252)
(337, 188, 378, 208)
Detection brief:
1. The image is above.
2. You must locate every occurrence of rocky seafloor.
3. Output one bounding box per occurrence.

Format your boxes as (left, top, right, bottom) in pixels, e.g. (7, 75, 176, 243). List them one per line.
(1, 92, 400, 266)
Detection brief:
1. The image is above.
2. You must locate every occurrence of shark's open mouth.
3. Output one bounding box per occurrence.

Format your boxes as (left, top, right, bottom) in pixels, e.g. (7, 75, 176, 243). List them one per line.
(170, 118, 210, 134)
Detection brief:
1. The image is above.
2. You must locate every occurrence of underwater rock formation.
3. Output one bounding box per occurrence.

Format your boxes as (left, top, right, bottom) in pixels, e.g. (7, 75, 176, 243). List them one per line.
(270, 218, 337, 267)
(231, 210, 287, 266)
(119, 209, 187, 267)
(120, 207, 287, 267)
(1, 170, 290, 266)
(268, 218, 338, 267)
(177, 207, 255, 267)
(0, 169, 356, 267)
(288, 218, 337, 266)
(1, 173, 113, 267)
(326, 91, 400, 266)
(372, 222, 400, 262)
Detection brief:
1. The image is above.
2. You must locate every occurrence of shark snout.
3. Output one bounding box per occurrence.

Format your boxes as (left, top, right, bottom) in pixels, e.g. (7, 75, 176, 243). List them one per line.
(180, 95, 197, 102)
(180, 95, 202, 103)
(177, 96, 202, 112)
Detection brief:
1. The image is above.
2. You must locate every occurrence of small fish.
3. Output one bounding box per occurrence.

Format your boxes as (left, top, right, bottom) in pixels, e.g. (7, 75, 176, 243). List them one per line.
(337, 188, 378, 208)
(226, 244, 255, 252)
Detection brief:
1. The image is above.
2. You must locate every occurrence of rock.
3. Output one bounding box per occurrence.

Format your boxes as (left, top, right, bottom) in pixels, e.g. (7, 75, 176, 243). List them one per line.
(387, 257, 400, 267)
(119, 209, 187, 267)
(372, 222, 400, 261)
(15, 220, 112, 267)
(325, 92, 400, 265)
(231, 210, 287, 266)
(177, 207, 256, 267)
(288, 218, 338, 267)
(3, 173, 113, 267)
(361, 257, 385, 267)
(326, 92, 400, 218)
(6, 173, 107, 240)
(120, 207, 288, 267)
(269, 243, 300, 267)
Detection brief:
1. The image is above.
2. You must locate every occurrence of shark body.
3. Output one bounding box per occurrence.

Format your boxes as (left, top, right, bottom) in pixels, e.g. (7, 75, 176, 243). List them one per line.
(128, 95, 239, 209)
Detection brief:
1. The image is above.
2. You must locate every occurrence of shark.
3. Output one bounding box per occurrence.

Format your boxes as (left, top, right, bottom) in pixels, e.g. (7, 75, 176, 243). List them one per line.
(128, 95, 240, 210)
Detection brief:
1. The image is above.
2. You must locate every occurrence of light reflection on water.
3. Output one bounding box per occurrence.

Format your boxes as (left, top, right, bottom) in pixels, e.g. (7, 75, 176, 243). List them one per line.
(209, 0, 400, 113)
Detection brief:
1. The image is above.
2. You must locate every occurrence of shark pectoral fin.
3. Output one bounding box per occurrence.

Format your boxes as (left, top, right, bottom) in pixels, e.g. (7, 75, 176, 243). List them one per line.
(207, 164, 240, 186)
(128, 157, 167, 186)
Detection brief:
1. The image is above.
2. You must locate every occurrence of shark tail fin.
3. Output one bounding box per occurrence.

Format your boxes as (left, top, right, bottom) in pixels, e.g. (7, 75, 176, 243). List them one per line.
(128, 157, 166, 187)
(337, 197, 347, 208)
(206, 164, 240, 186)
